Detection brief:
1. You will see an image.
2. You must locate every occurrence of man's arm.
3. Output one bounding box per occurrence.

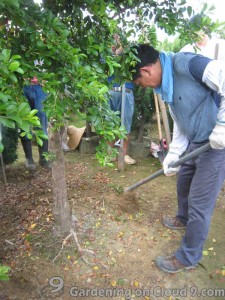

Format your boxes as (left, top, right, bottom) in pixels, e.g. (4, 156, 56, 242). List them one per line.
(162, 109, 189, 176)
(202, 60, 225, 149)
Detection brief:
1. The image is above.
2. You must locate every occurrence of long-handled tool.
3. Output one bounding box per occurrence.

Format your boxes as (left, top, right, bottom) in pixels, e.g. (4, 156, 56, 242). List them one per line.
(157, 94, 171, 146)
(153, 93, 167, 162)
(124, 143, 211, 193)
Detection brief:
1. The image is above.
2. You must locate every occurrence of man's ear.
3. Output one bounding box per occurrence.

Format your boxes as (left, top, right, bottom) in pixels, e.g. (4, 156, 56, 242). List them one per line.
(140, 66, 151, 75)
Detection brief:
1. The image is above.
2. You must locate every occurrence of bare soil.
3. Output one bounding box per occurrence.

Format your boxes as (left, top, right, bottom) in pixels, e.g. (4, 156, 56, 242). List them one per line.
(0, 142, 225, 300)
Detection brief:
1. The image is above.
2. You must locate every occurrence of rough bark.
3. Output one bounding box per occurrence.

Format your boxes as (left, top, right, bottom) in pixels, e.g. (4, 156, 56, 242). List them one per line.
(49, 129, 72, 233)
(86, 121, 92, 137)
(136, 114, 146, 143)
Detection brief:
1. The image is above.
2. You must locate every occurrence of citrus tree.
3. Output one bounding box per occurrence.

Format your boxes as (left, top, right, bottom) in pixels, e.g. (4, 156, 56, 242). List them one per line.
(1, 0, 219, 155)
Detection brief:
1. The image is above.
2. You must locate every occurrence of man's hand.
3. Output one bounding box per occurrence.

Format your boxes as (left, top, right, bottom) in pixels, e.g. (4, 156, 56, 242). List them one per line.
(209, 122, 225, 149)
(163, 152, 180, 176)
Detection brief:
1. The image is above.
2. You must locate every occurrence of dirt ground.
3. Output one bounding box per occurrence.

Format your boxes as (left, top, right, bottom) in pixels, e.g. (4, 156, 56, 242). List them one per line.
(0, 141, 225, 300)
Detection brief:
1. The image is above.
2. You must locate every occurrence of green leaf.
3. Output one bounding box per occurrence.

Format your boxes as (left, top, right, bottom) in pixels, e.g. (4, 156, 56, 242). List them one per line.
(9, 74, 17, 83)
(18, 102, 29, 115)
(36, 135, 43, 146)
(0, 273, 10, 281)
(19, 123, 30, 133)
(98, 86, 108, 95)
(61, 29, 70, 38)
(11, 55, 21, 60)
(35, 130, 48, 139)
(8, 61, 20, 71)
(187, 6, 193, 17)
(9, 116, 22, 125)
(20, 131, 27, 137)
(62, 76, 69, 83)
(4, 0, 19, 8)
(1, 49, 11, 63)
(5, 104, 17, 114)
(27, 133, 32, 139)
(16, 67, 24, 74)
(0, 117, 15, 128)
(29, 109, 38, 117)
(0, 265, 10, 281)
(0, 93, 10, 102)
(29, 117, 41, 126)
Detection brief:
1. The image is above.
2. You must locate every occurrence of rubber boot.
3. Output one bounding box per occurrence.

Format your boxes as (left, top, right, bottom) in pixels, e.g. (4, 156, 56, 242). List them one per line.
(38, 139, 51, 169)
(21, 139, 36, 171)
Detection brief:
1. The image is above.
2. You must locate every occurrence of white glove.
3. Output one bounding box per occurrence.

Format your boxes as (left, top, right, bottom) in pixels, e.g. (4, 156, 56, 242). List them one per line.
(209, 122, 225, 149)
(163, 152, 180, 176)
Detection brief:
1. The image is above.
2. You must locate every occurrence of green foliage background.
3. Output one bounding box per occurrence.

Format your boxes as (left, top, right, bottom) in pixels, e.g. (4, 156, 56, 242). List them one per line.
(0, 0, 223, 164)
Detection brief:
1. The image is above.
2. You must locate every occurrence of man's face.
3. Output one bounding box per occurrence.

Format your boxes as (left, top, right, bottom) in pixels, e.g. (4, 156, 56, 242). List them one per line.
(133, 65, 162, 88)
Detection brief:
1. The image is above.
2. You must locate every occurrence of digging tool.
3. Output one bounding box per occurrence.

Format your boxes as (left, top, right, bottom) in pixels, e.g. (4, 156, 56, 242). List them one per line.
(157, 94, 171, 145)
(124, 142, 211, 193)
(153, 93, 167, 162)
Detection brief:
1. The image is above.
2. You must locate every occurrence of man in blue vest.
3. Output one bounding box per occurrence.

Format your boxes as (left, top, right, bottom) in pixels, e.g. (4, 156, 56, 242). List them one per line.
(130, 44, 225, 273)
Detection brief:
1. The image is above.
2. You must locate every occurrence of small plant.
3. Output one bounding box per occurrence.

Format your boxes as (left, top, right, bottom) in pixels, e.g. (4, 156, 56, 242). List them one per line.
(109, 183, 124, 194)
(42, 151, 56, 162)
(0, 265, 10, 281)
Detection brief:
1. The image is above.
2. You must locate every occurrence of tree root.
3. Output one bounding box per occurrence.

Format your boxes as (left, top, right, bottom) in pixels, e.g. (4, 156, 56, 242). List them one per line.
(52, 228, 108, 269)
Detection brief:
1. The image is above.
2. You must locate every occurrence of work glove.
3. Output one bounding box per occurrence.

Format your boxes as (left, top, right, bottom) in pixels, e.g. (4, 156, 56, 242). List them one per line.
(209, 122, 225, 149)
(163, 152, 180, 176)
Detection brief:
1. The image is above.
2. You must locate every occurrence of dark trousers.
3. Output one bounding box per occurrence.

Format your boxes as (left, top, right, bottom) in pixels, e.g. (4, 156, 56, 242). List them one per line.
(175, 142, 225, 266)
(108, 90, 134, 134)
(21, 85, 48, 162)
(23, 84, 48, 136)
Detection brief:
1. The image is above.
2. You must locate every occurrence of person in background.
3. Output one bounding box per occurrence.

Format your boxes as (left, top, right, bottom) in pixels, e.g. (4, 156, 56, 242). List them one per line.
(130, 44, 225, 273)
(108, 34, 136, 165)
(21, 73, 49, 170)
(180, 14, 225, 60)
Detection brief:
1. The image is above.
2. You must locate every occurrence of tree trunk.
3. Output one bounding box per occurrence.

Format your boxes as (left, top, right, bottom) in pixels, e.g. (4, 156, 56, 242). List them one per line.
(49, 129, 72, 233)
(86, 121, 92, 137)
(136, 88, 147, 143)
(136, 114, 146, 143)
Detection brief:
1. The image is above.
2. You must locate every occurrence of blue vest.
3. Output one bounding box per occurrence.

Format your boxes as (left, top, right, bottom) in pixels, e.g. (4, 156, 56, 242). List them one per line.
(170, 53, 219, 142)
